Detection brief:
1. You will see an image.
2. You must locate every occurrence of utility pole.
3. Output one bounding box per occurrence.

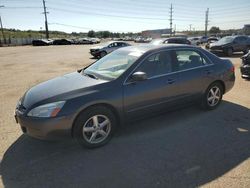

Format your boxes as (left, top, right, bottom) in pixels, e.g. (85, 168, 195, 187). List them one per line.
(169, 3, 173, 36)
(42, 0, 49, 39)
(205, 8, 209, 37)
(0, 5, 6, 44)
(189, 24, 192, 32)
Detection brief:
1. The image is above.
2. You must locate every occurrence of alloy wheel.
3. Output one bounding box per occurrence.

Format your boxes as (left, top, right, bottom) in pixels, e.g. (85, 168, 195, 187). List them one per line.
(82, 115, 111, 144)
(207, 86, 221, 107)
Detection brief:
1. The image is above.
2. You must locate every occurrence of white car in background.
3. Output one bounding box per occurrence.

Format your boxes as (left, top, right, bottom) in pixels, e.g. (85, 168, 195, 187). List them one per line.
(188, 37, 201, 45)
(90, 41, 131, 58)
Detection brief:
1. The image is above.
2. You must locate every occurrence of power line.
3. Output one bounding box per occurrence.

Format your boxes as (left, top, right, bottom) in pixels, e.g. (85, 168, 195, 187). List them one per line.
(49, 7, 168, 21)
(2, 6, 42, 9)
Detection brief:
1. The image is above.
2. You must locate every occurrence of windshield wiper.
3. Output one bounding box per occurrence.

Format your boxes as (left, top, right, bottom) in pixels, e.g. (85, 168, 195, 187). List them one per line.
(83, 72, 99, 80)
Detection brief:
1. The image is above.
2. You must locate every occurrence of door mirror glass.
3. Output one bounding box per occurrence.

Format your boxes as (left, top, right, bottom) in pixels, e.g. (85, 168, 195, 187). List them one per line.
(131, 71, 147, 81)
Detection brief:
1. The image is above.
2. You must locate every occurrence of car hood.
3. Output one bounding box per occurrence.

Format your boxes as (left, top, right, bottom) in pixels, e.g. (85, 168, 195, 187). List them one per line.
(22, 72, 106, 108)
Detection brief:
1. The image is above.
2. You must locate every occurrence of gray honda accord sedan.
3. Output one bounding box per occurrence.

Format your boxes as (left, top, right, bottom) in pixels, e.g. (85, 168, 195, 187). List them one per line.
(15, 44, 235, 148)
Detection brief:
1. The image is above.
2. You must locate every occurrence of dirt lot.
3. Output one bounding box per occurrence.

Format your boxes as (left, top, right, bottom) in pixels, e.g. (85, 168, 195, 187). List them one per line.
(0, 44, 249, 188)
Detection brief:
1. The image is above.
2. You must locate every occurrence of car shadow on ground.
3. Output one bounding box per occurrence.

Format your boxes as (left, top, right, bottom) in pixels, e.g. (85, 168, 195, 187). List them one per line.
(0, 101, 250, 188)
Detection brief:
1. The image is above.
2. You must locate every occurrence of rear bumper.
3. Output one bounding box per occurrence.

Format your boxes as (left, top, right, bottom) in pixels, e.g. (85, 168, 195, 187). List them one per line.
(224, 73, 235, 93)
(15, 111, 73, 140)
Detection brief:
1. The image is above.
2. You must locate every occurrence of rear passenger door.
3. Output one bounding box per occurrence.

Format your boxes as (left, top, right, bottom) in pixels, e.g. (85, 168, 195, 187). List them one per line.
(173, 49, 213, 102)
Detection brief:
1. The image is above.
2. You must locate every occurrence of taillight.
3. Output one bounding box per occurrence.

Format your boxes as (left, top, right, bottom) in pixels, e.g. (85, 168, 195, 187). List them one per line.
(230, 66, 235, 73)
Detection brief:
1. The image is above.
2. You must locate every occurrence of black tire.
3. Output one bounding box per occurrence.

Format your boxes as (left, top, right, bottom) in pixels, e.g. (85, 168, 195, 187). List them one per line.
(100, 51, 107, 58)
(224, 48, 233, 57)
(243, 47, 250, 54)
(201, 82, 223, 110)
(73, 106, 117, 148)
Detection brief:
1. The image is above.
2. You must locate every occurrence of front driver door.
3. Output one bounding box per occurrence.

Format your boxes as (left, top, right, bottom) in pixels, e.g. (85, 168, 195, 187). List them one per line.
(123, 50, 181, 119)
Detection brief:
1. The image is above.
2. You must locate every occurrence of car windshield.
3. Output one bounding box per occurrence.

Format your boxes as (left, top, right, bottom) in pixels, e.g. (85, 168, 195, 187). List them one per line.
(84, 49, 143, 80)
(217, 36, 234, 44)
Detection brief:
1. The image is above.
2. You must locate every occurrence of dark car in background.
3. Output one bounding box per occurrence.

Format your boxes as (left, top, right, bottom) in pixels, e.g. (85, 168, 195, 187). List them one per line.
(240, 51, 250, 79)
(53, 39, 72, 45)
(32, 39, 53, 46)
(90, 41, 130, 58)
(164, 37, 191, 45)
(15, 44, 235, 148)
(209, 35, 250, 56)
(150, 37, 191, 45)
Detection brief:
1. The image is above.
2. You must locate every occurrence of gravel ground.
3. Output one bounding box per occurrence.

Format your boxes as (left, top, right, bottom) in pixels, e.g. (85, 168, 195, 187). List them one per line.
(0, 44, 249, 188)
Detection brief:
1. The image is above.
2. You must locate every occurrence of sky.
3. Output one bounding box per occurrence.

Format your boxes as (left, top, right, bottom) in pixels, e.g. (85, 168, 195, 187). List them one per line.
(0, 0, 250, 33)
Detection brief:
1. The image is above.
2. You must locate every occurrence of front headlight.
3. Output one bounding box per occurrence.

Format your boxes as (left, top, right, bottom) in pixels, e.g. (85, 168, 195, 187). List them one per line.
(27, 101, 65, 118)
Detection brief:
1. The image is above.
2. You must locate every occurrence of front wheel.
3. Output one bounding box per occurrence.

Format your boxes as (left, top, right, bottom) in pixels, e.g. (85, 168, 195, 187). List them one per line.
(99, 51, 107, 58)
(73, 106, 117, 148)
(201, 83, 223, 110)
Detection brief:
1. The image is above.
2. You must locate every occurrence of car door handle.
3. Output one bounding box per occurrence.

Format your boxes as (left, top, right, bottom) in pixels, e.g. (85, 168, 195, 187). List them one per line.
(167, 79, 175, 84)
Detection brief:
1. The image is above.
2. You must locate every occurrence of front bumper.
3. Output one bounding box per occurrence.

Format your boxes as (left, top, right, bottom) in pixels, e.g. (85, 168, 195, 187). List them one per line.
(240, 64, 250, 78)
(90, 50, 101, 57)
(15, 110, 73, 140)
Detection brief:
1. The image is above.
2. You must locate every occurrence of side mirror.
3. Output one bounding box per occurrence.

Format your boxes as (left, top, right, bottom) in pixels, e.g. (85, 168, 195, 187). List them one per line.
(131, 71, 147, 82)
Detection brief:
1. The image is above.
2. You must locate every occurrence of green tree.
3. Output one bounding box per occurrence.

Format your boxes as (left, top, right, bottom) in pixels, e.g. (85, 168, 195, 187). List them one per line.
(209, 26, 221, 34)
(87, 30, 95, 37)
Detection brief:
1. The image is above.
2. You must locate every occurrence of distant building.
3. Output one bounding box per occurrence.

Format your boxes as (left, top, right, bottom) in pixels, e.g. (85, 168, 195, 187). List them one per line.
(243, 24, 250, 35)
(141, 29, 171, 38)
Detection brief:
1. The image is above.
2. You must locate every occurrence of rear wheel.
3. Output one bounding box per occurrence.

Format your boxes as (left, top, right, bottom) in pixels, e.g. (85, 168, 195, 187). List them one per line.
(73, 106, 117, 148)
(243, 47, 250, 54)
(201, 82, 223, 110)
(225, 48, 233, 57)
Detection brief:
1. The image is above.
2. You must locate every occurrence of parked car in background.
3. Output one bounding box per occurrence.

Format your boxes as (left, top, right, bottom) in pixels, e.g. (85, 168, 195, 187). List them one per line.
(188, 37, 201, 46)
(15, 44, 235, 148)
(150, 38, 168, 45)
(53, 39, 72, 45)
(205, 37, 219, 49)
(78, 38, 94, 44)
(134, 37, 152, 43)
(240, 51, 250, 79)
(123, 36, 134, 41)
(89, 38, 101, 44)
(208, 35, 250, 56)
(32, 39, 53, 46)
(90, 41, 131, 58)
(164, 37, 191, 45)
(200, 36, 208, 44)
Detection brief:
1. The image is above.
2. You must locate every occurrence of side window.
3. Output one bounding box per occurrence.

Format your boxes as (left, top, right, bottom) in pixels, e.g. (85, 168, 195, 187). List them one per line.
(119, 43, 126, 47)
(136, 51, 173, 78)
(235, 37, 247, 43)
(175, 50, 208, 71)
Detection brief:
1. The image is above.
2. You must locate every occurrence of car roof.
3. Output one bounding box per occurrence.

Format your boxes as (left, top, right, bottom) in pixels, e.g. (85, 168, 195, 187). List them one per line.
(119, 44, 199, 54)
